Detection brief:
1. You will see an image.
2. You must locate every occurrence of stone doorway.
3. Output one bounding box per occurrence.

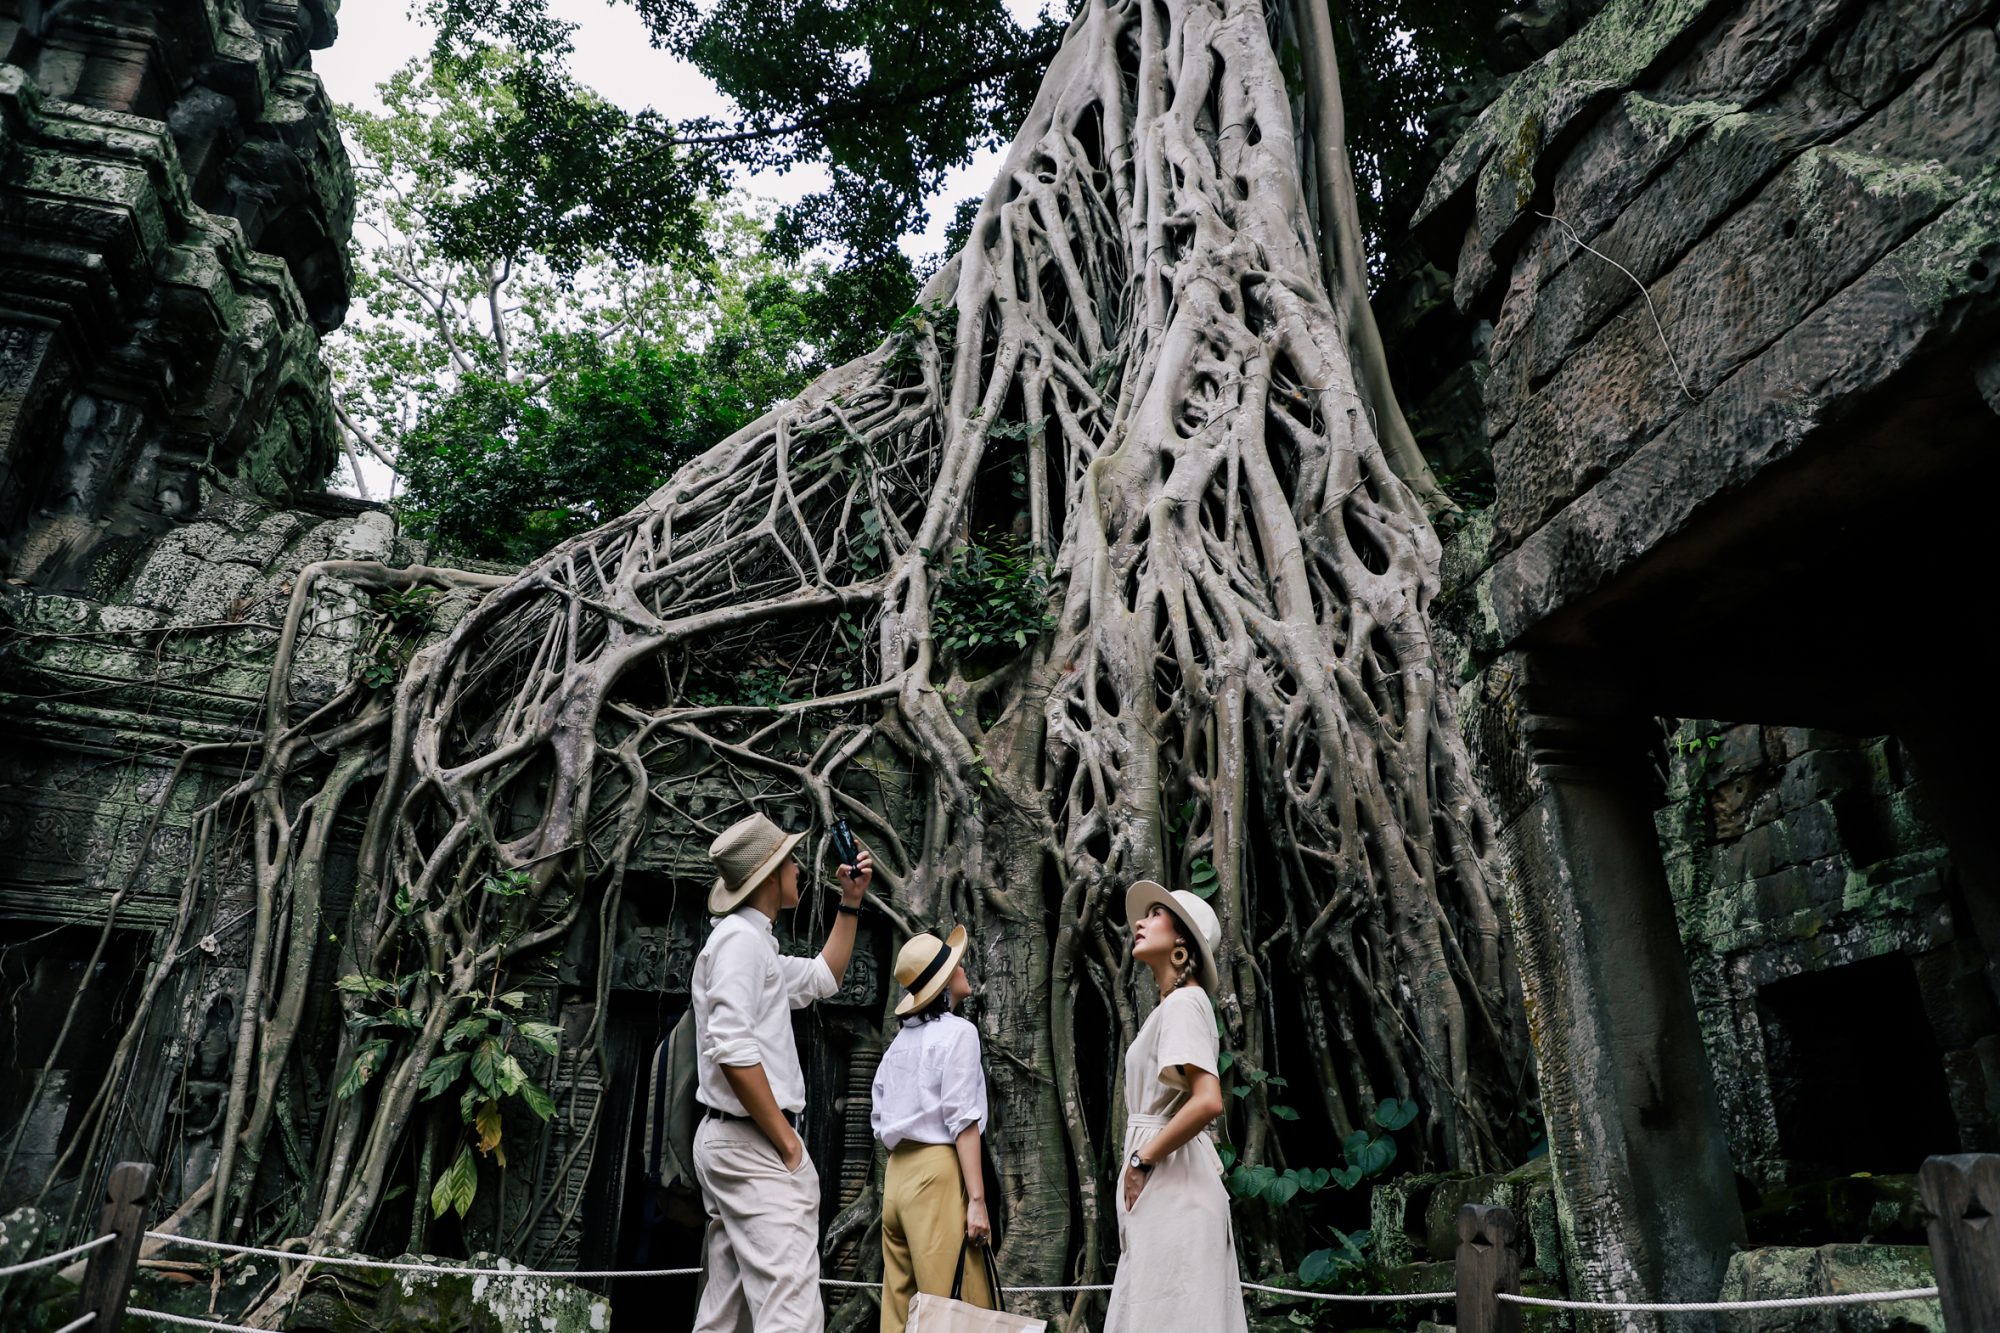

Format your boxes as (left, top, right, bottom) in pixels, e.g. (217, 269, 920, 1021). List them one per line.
(0, 922, 150, 1207)
(1757, 952, 1958, 1176)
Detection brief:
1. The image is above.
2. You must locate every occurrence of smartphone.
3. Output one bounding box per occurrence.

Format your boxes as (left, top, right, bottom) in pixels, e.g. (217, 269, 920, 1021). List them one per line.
(830, 818, 861, 877)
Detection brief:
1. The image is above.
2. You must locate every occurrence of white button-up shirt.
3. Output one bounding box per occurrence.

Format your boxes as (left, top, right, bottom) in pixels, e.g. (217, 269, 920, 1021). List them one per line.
(692, 907, 838, 1115)
(870, 1011, 989, 1150)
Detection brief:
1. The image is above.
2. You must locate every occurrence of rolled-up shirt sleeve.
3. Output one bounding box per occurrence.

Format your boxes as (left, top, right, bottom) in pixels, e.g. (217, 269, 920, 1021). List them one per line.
(937, 1023, 989, 1139)
(702, 931, 766, 1068)
(777, 952, 839, 1009)
(1153, 989, 1219, 1091)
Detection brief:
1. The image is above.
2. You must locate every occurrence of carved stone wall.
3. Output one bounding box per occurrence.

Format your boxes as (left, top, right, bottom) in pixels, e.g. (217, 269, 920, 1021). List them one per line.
(1657, 722, 1997, 1229)
(0, 487, 401, 1224)
(1417, 0, 2000, 1319)
(0, 0, 351, 586)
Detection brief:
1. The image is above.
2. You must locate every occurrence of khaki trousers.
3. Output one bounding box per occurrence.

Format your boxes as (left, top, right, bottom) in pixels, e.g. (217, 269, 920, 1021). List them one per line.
(693, 1116, 824, 1333)
(879, 1142, 991, 1333)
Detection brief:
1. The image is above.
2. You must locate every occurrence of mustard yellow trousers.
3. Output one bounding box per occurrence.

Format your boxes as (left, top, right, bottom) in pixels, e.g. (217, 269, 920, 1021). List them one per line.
(879, 1141, 992, 1333)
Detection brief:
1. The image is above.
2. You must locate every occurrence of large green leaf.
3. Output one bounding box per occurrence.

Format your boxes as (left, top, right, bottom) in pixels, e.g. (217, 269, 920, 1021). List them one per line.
(430, 1143, 478, 1219)
(470, 1038, 503, 1093)
(336, 1039, 392, 1100)
(1351, 1134, 1397, 1177)
(443, 1015, 490, 1050)
(1375, 1097, 1419, 1131)
(418, 1051, 468, 1100)
(519, 1080, 556, 1121)
(514, 1021, 562, 1055)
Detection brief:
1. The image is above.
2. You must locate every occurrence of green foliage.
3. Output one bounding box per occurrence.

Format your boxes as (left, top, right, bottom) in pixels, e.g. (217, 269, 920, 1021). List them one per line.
(383, 274, 837, 563)
(419, 0, 1515, 299)
(1297, 1226, 1374, 1288)
(426, 0, 1061, 289)
(688, 665, 796, 709)
(1227, 1095, 1416, 1202)
(1432, 460, 1496, 512)
(356, 588, 436, 693)
(431, 1143, 478, 1219)
(1325, 0, 1519, 268)
(333, 966, 560, 1221)
(329, 55, 847, 560)
(929, 536, 1055, 656)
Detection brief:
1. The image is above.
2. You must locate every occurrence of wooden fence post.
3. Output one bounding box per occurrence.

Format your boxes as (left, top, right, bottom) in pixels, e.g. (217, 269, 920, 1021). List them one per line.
(1457, 1202, 1520, 1333)
(1920, 1153, 2000, 1333)
(76, 1161, 152, 1332)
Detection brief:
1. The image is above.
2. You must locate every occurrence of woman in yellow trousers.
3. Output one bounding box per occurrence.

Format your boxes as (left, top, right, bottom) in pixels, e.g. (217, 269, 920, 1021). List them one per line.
(872, 925, 993, 1332)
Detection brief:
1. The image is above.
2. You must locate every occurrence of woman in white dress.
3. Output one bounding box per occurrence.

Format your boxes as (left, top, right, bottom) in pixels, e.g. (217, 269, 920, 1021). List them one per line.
(871, 925, 993, 1333)
(1104, 880, 1248, 1333)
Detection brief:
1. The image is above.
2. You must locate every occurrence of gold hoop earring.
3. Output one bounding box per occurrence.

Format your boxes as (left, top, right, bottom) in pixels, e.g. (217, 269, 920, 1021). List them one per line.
(1171, 945, 1191, 969)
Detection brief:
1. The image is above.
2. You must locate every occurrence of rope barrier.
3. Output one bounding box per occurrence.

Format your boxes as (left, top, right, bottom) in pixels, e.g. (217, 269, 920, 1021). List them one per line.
(1241, 1281, 1453, 1303)
(137, 1230, 1948, 1313)
(144, 1232, 698, 1278)
(1498, 1285, 1942, 1314)
(51, 1314, 96, 1333)
(128, 1308, 265, 1332)
(0, 1233, 116, 1278)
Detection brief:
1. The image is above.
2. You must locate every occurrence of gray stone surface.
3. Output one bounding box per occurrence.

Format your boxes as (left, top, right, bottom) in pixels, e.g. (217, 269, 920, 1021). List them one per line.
(1417, 0, 1999, 1322)
(0, 0, 354, 585)
(1717, 1244, 1943, 1332)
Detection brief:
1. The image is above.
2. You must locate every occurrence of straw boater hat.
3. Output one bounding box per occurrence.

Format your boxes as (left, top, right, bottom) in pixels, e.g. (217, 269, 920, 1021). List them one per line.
(893, 925, 969, 1017)
(707, 812, 806, 915)
(1125, 880, 1222, 994)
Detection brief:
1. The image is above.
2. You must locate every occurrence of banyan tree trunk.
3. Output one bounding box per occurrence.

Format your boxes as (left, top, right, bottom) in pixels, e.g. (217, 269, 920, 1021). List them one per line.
(62, 0, 1529, 1324)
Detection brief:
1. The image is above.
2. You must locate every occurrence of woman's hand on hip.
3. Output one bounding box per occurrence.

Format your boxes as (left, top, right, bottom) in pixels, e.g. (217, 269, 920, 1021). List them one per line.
(965, 1197, 991, 1243)
(1122, 1165, 1149, 1211)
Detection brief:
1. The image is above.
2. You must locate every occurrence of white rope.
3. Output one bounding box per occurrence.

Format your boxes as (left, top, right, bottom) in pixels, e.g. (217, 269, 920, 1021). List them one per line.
(128, 1309, 263, 1333)
(52, 1314, 97, 1333)
(1498, 1285, 1941, 1313)
(143, 1232, 697, 1278)
(139, 1231, 1943, 1312)
(820, 1275, 1119, 1293)
(1242, 1281, 1453, 1303)
(0, 1233, 117, 1277)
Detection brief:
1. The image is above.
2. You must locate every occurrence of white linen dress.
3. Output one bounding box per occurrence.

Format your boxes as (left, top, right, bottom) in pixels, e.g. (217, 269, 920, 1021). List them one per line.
(1103, 985, 1248, 1333)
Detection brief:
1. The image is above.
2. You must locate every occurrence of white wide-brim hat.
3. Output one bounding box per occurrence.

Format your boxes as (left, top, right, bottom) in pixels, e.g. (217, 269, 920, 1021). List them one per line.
(708, 812, 806, 915)
(893, 924, 969, 1016)
(1125, 880, 1222, 994)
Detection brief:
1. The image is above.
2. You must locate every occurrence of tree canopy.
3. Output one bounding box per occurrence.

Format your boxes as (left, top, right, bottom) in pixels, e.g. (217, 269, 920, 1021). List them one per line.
(327, 54, 850, 562)
(417, 0, 1515, 300)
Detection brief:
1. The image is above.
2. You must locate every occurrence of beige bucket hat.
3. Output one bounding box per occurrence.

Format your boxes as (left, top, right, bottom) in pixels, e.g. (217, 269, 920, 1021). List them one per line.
(1125, 880, 1222, 994)
(893, 924, 969, 1016)
(707, 812, 806, 915)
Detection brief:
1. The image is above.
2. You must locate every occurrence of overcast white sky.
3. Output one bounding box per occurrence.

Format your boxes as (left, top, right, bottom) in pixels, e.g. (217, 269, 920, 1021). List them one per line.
(314, 0, 1050, 261)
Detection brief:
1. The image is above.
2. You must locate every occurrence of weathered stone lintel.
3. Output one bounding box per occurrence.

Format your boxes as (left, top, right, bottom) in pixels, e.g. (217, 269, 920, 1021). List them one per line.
(1466, 174, 2000, 659)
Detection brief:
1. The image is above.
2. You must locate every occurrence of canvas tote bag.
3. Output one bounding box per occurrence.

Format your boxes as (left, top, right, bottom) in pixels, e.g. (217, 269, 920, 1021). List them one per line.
(906, 1241, 1049, 1333)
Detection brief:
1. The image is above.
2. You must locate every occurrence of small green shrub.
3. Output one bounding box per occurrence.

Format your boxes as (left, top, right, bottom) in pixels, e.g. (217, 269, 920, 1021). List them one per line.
(930, 536, 1055, 656)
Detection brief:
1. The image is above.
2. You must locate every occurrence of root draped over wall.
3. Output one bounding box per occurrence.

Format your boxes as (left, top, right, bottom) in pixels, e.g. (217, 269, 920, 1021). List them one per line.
(15, 1, 1529, 1325)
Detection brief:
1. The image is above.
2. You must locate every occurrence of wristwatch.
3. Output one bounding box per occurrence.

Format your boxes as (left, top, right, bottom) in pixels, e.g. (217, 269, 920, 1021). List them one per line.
(1127, 1150, 1153, 1174)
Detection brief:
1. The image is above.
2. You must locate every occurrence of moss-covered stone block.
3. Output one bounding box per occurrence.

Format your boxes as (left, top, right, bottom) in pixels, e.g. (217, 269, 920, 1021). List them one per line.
(1718, 1242, 1941, 1331)
(279, 1255, 613, 1333)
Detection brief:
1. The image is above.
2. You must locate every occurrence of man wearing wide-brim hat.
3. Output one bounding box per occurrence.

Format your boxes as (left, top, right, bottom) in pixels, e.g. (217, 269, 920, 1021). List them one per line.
(691, 811, 872, 1333)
